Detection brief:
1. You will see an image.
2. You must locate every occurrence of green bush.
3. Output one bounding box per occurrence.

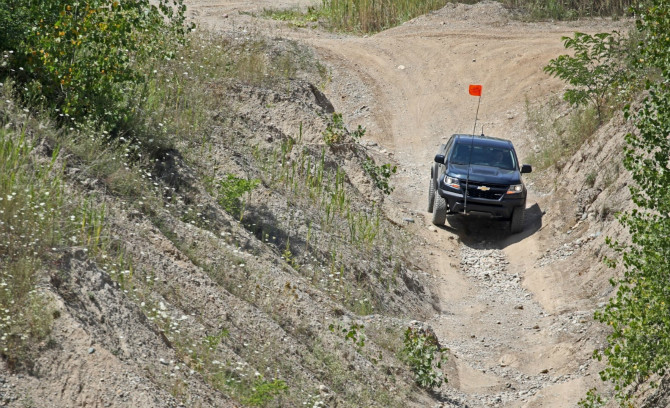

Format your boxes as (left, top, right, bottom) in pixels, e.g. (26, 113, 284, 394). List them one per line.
(0, 0, 190, 132)
(400, 327, 447, 389)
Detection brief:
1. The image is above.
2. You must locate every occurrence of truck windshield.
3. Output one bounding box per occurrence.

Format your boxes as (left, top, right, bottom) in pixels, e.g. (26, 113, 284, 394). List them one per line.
(449, 143, 516, 170)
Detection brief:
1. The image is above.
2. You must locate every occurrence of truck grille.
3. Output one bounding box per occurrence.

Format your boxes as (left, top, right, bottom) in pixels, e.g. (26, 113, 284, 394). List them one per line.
(462, 181, 507, 200)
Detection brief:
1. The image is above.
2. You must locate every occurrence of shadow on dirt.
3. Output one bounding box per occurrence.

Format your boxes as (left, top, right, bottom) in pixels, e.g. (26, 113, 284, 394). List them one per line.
(438, 203, 544, 249)
(244, 203, 307, 256)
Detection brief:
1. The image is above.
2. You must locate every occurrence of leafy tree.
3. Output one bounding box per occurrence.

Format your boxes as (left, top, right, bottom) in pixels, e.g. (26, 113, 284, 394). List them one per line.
(544, 31, 628, 120)
(592, 0, 670, 402)
(0, 0, 191, 131)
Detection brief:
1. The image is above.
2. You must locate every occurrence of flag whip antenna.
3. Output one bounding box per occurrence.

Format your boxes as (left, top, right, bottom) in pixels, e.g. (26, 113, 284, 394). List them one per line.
(465, 84, 483, 214)
(472, 92, 482, 136)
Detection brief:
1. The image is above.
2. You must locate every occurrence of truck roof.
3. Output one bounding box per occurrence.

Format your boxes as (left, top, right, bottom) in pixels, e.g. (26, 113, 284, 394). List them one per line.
(451, 134, 513, 149)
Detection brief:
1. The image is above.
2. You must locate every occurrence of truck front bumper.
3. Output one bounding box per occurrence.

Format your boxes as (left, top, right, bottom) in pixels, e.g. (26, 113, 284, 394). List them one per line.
(437, 188, 525, 219)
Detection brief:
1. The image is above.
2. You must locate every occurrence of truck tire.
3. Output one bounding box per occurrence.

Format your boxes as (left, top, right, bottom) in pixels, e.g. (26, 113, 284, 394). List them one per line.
(432, 192, 447, 226)
(510, 206, 525, 233)
(427, 165, 437, 213)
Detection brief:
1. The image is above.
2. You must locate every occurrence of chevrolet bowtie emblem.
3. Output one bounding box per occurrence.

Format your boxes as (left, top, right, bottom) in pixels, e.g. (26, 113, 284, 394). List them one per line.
(477, 186, 491, 191)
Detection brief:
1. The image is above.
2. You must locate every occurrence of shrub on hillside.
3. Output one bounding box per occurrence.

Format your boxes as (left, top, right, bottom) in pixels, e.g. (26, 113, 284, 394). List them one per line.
(0, 0, 191, 133)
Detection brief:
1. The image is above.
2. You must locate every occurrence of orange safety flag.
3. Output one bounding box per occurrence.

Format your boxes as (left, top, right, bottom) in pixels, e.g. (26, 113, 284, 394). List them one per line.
(469, 84, 482, 96)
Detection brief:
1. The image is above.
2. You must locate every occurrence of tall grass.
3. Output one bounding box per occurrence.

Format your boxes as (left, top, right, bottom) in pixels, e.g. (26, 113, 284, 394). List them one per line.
(501, 0, 634, 20)
(0, 85, 107, 369)
(250, 126, 412, 318)
(267, 0, 634, 33)
(321, 0, 449, 32)
(525, 96, 600, 170)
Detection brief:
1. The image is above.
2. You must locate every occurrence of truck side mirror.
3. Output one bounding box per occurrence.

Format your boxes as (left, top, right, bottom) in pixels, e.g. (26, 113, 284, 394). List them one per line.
(434, 154, 445, 163)
(521, 164, 532, 174)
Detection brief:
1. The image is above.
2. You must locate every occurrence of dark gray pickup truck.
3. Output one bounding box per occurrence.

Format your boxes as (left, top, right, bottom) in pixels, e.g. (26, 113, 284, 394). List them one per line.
(428, 134, 532, 233)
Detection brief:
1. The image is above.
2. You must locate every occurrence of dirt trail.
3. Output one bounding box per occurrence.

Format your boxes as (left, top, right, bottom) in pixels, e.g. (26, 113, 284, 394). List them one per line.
(186, 1, 627, 406)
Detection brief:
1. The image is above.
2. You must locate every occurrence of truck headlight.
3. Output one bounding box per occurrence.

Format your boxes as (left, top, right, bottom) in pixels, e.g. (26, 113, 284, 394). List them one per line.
(445, 176, 460, 189)
(506, 184, 523, 194)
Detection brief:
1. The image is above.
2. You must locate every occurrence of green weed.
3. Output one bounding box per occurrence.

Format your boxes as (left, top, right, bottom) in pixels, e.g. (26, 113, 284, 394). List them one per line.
(362, 158, 397, 195)
(585, 171, 597, 188)
(214, 174, 260, 221)
(323, 113, 347, 145)
(400, 327, 447, 389)
(329, 322, 366, 352)
(578, 388, 607, 408)
(243, 378, 289, 407)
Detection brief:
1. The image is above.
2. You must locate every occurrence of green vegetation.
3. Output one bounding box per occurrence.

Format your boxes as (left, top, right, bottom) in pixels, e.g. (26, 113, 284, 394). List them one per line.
(501, 0, 633, 20)
(214, 174, 260, 221)
(264, 0, 635, 33)
(252, 132, 408, 314)
(265, 0, 449, 33)
(323, 112, 348, 145)
(0, 0, 428, 406)
(323, 112, 366, 145)
(544, 31, 628, 120)
(0, 0, 191, 135)
(532, 17, 644, 171)
(243, 378, 289, 406)
(363, 158, 398, 195)
(525, 97, 600, 170)
(319, 0, 449, 32)
(329, 322, 366, 352)
(578, 388, 607, 408)
(0, 1, 194, 374)
(0, 86, 107, 369)
(540, 0, 670, 404)
(594, 6, 670, 403)
(262, 6, 323, 28)
(585, 170, 597, 188)
(321, 113, 396, 194)
(400, 327, 447, 389)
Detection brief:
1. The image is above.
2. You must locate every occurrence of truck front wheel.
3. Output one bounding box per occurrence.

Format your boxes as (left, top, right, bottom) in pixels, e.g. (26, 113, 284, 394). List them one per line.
(427, 166, 437, 212)
(432, 193, 447, 226)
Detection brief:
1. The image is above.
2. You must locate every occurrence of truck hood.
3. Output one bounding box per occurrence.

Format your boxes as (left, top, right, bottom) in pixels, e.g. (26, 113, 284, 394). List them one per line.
(447, 163, 522, 185)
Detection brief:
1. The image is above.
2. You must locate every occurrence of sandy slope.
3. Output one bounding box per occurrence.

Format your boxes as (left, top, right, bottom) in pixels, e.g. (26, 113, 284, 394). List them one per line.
(185, 1, 630, 406)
